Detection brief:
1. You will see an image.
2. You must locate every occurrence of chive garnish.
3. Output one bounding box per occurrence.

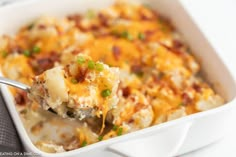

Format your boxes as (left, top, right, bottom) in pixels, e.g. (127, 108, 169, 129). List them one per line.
(77, 56, 85, 64)
(86, 9, 96, 19)
(32, 46, 41, 53)
(81, 140, 87, 147)
(101, 89, 111, 98)
(138, 32, 146, 40)
(117, 127, 123, 136)
(112, 125, 118, 131)
(1, 51, 8, 58)
(98, 136, 103, 141)
(179, 102, 185, 107)
(27, 23, 34, 30)
(95, 63, 104, 71)
(23, 50, 31, 57)
(121, 31, 133, 41)
(88, 60, 95, 69)
(71, 78, 78, 84)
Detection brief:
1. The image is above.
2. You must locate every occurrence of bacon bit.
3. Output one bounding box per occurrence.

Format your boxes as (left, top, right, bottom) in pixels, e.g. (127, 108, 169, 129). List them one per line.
(122, 86, 131, 98)
(75, 68, 87, 83)
(98, 13, 109, 27)
(128, 118, 134, 124)
(159, 43, 170, 51)
(64, 65, 71, 77)
(38, 25, 46, 29)
(78, 26, 89, 32)
(192, 83, 202, 93)
(152, 72, 165, 83)
(67, 14, 86, 31)
(140, 10, 154, 21)
(131, 64, 143, 77)
(140, 14, 152, 21)
(67, 14, 82, 24)
(72, 49, 81, 55)
(172, 40, 183, 49)
(50, 51, 60, 62)
(112, 45, 121, 61)
(30, 51, 60, 75)
(36, 58, 54, 74)
(90, 24, 100, 31)
(130, 96, 136, 102)
(158, 16, 174, 30)
(145, 30, 155, 37)
(182, 93, 192, 105)
(11, 45, 23, 54)
(144, 30, 156, 41)
(159, 42, 183, 55)
(15, 91, 28, 105)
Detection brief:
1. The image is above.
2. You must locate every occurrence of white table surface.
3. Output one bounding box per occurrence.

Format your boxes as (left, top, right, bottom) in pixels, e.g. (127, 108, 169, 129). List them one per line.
(0, 0, 236, 156)
(180, 0, 236, 156)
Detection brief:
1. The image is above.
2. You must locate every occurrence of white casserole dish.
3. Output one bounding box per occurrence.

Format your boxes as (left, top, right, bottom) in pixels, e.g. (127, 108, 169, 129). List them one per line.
(0, 0, 236, 157)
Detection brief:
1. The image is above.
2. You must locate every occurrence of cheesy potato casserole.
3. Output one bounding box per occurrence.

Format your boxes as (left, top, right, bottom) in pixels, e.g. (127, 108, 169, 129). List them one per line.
(0, 2, 224, 152)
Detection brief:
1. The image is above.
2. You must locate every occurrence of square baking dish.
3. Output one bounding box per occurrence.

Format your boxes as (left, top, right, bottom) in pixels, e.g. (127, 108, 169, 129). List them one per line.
(0, 0, 236, 157)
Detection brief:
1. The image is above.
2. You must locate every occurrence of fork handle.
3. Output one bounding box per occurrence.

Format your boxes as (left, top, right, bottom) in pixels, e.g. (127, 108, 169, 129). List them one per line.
(0, 77, 30, 91)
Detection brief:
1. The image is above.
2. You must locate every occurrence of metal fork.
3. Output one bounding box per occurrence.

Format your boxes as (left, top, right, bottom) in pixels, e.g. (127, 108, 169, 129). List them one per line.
(0, 76, 30, 91)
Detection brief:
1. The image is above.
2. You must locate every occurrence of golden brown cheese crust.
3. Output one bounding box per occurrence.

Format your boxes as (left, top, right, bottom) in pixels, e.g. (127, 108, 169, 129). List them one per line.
(0, 2, 224, 152)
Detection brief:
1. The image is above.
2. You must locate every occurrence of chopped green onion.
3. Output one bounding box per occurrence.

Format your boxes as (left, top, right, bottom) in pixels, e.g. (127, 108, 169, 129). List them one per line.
(121, 31, 128, 38)
(112, 125, 118, 131)
(161, 26, 167, 32)
(135, 71, 144, 78)
(86, 9, 96, 19)
(27, 23, 34, 30)
(138, 32, 146, 40)
(88, 60, 95, 69)
(98, 136, 103, 141)
(81, 140, 87, 147)
(77, 56, 85, 64)
(179, 102, 185, 107)
(117, 127, 123, 136)
(121, 31, 133, 41)
(32, 46, 41, 53)
(143, 3, 151, 9)
(71, 78, 78, 84)
(127, 34, 134, 41)
(158, 18, 164, 25)
(23, 50, 31, 57)
(111, 30, 120, 36)
(1, 51, 8, 58)
(95, 63, 104, 71)
(20, 109, 27, 114)
(101, 89, 111, 98)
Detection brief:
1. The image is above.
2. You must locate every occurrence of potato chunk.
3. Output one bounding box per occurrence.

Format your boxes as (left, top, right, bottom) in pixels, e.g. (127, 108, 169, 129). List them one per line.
(30, 54, 120, 120)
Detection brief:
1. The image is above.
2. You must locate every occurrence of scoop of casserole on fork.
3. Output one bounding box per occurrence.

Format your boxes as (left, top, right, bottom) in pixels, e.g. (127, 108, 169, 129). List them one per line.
(30, 54, 120, 120)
